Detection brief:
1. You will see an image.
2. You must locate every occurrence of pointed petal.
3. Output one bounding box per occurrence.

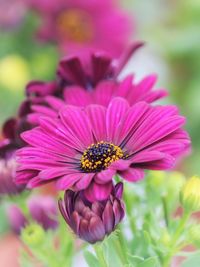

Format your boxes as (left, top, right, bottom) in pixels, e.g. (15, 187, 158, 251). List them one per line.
(84, 181, 113, 202)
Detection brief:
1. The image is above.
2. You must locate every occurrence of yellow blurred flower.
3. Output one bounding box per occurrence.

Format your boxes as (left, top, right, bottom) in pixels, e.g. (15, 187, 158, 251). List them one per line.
(0, 55, 30, 91)
(180, 176, 200, 212)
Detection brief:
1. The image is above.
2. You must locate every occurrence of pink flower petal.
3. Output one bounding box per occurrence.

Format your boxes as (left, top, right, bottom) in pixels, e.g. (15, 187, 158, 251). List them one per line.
(120, 167, 144, 182)
(56, 173, 83, 190)
(75, 173, 95, 190)
(84, 181, 113, 202)
(95, 169, 115, 184)
(136, 154, 175, 170)
(63, 86, 92, 107)
(93, 81, 116, 106)
(86, 104, 107, 141)
(110, 159, 131, 171)
(115, 101, 149, 145)
(38, 167, 72, 180)
(131, 151, 166, 163)
(59, 105, 93, 148)
(106, 97, 129, 142)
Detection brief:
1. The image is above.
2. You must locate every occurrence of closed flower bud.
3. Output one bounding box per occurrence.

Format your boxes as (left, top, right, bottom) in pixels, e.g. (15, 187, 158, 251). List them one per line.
(58, 183, 125, 244)
(180, 176, 200, 212)
(21, 223, 45, 247)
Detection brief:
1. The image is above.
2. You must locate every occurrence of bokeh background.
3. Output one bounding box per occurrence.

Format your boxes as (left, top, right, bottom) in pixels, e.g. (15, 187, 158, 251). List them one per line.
(0, 0, 200, 265)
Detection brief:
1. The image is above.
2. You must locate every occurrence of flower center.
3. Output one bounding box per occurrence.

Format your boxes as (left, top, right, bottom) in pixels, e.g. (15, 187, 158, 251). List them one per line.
(81, 141, 124, 173)
(57, 9, 93, 43)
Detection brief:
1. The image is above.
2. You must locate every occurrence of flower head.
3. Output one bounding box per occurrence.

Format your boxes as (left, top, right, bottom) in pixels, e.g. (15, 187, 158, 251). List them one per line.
(16, 97, 190, 201)
(180, 176, 200, 212)
(58, 182, 124, 244)
(29, 0, 133, 57)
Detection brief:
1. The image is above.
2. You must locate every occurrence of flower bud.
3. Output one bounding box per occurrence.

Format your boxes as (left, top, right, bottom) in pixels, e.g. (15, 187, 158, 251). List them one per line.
(21, 223, 45, 247)
(58, 182, 125, 244)
(180, 176, 200, 212)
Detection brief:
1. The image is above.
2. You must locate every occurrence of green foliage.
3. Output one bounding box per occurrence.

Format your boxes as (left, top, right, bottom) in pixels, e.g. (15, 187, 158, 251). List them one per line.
(84, 251, 100, 267)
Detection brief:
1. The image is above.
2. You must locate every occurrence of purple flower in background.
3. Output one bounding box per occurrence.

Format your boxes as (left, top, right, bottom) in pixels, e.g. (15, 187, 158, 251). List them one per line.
(27, 73, 167, 125)
(16, 97, 190, 202)
(57, 43, 143, 88)
(6, 205, 27, 235)
(7, 195, 58, 234)
(0, 147, 25, 196)
(25, 45, 168, 125)
(59, 182, 124, 244)
(0, 101, 32, 196)
(28, 195, 58, 230)
(0, 0, 26, 30)
(28, 0, 133, 57)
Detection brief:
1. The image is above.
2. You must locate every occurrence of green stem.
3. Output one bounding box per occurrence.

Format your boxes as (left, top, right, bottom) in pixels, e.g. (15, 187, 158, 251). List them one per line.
(123, 188, 137, 235)
(162, 210, 191, 267)
(94, 244, 108, 267)
(114, 230, 128, 265)
(171, 210, 190, 246)
(162, 196, 169, 227)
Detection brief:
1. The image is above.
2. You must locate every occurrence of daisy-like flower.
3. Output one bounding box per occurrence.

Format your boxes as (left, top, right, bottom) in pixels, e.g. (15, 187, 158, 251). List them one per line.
(16, 97, 190, 201)
(28, 0, 132, 57)
(58, 182, 124, 244)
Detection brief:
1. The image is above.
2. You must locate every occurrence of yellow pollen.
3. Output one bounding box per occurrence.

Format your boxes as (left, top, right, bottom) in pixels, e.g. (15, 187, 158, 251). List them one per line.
(80, 141, 126, 173)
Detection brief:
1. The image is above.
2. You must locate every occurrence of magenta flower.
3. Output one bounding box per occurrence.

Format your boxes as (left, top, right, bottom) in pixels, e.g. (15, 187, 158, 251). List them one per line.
(29, 0, 133, 57)
(26, 45, 168, 125)
(7, 195, 58, 234)
(57, 43, 143, 88)
(27, 73, 167, 125)
(58, 182, 124, 244)
(16, 97, 190, 201)
(0, 101, 32, 196)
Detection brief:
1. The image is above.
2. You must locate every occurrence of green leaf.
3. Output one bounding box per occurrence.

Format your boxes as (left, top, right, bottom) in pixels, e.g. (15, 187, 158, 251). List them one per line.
(181, 251, 200, 267)
(139, 257, 159, 267)
(84, 251, 100, 267)
(127, 255, 144, 266)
